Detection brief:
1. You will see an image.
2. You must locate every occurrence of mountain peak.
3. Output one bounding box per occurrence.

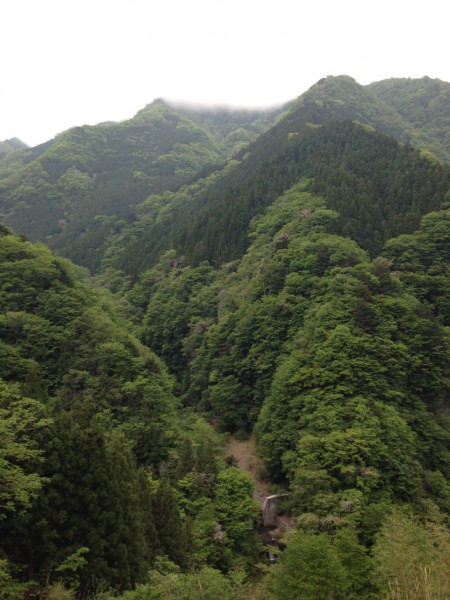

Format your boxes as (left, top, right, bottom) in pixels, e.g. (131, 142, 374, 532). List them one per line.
(0, 137, 28, 156)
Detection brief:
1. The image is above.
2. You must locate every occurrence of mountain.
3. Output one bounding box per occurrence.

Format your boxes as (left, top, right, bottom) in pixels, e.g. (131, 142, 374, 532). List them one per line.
(0, 137, 28, 158)
(0, 221, 177, 459)
(1, 75, 450, 277)
(115, 76, 450, 549)
(108, 76, 450, 275)
(369, 76, 450, 163)
(0, 221, 259, 594)
(117, 79, 450, 513)
(125, 178, 450, 518)
(0, 101, 276, 271)
(2, 75, 450, 598)
(0, 220, 177, 588)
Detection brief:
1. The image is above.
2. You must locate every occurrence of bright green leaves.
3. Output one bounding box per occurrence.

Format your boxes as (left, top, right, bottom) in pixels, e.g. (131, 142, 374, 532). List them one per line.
(384, 208, 450, 325)
(264, 530, 375, 600)
(255, 229, 450, 515)
(0, 379, 50, 517)
(372, 510, 450, 598)
(282, 399, 421, 516)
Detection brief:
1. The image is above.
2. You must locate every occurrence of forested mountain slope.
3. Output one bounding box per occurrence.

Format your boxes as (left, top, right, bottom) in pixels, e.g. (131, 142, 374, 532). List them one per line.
(2, 75, 450, 280)
(0, 102, 275, 271)
(98, 76, 450, 278)
(0, 138, 28, 159)
(0, 224, 260, 597)
(110, 119, 450, 276)
(3, 75, 450, 599)
(369, 76, 450, 162)
(119, 176, 450, 597)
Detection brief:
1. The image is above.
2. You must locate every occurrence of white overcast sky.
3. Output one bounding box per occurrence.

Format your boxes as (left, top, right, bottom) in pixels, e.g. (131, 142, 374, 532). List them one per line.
(1, 0, 449, 147)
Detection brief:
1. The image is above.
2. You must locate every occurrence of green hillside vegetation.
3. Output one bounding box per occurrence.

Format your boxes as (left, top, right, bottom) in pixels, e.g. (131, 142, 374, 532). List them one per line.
(2, 75, 450, 599)
(0, 225, 260, 598)
(0, 138, 28, 160)
(122, 177, 450, 597)
(369, 76, 450, 163)
(109, 119, 449, 278)
(0, 102, 275, 272)
(103, 77, 449, 277)
(129, 182, 450, 487)
(2, 75, 450, 280)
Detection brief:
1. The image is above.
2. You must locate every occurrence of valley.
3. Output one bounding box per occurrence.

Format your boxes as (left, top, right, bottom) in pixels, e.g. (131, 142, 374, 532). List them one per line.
(1, 74, 450, 599)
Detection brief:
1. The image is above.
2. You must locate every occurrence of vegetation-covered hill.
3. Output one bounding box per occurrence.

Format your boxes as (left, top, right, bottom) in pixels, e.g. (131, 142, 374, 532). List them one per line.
(113, 174, 450, 598)
(88, 76, 449, 279)
(0, 224, 261, 597)
(109, 119, 450, 277)
(0, 102, 275, 271)
(369, 76, 450, 162)
(2, 75, 450, 279)
(0, 138, 28, 159)
(2, 75, 450, 599)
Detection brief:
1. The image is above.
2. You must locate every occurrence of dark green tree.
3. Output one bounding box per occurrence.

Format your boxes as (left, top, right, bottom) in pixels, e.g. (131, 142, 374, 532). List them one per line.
(153, 478, 190, 569)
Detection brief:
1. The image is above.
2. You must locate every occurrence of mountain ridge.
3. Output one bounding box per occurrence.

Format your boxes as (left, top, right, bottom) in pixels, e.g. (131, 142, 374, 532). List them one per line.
(1, 74, 450, 276)
(2, 75, 450, 598)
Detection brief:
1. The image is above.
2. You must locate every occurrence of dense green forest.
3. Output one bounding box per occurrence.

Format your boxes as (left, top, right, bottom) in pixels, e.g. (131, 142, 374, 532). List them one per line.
(1, 75, 450, 274)
(369, 76, 450, 162)
(0, 139, 28, 160)
(0, 103, 275, 272)
(0, 224, 261, 598)
(101, 76, 450, 275)
(2, 75, 450, 599)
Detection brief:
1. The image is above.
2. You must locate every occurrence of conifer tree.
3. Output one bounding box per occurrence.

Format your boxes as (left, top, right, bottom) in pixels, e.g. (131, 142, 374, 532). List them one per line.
(153, 478, 189, 569)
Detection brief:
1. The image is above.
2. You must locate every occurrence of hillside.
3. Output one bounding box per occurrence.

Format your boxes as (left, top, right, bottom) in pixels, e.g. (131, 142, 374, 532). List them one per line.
(110, 118, 450, 277)
(369, 76, 450, 162)
(118, 175, 450, 597)
(0, 223, 261, 596)
(0, 138, 28, 159)
(0, 102, 275, 271)
(2, 76, 450, 278)
(93, 76, 449, 278)
(2, 75, 450, 599)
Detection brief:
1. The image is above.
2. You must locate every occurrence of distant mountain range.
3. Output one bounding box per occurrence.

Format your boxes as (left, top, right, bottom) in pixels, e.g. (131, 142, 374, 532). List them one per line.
(0, 75, 449, 273)
(0, 137, 28, 158)
(2, 75, 450, 598)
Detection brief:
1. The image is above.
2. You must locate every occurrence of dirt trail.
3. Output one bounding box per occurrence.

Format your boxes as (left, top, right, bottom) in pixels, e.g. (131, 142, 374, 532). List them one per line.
(226, 435, 270, 504)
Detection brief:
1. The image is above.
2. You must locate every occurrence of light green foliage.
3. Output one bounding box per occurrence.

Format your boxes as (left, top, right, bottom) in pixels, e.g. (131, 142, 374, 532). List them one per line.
(174, 455, 260, 572)
(46, 581, 76, 600)
(265, 529, 375, 600)
(373, 509, 450, 598)
(265, 533, 347, 600)
(0, 228, 179, 469)
(0, 379, 50, 517)
(116, 565, 247, 600)
(54, 546, 89, 586)
(215, 467, 259, 538)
